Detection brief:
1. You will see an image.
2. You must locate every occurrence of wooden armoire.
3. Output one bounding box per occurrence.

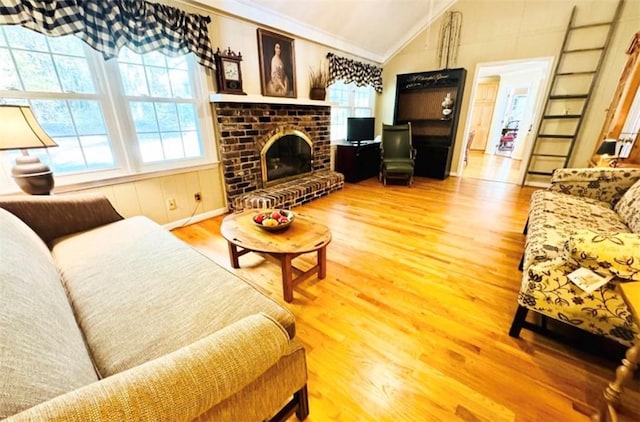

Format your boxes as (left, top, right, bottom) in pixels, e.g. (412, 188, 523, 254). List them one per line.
(393, 68, 466, 179)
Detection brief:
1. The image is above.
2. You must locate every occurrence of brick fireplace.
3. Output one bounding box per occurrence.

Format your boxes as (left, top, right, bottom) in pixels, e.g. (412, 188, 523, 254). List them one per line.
(211, 97, 344, 210)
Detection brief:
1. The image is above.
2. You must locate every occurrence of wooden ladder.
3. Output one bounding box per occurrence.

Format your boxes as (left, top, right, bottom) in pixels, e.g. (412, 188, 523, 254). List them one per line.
(522, 0, 625, 185)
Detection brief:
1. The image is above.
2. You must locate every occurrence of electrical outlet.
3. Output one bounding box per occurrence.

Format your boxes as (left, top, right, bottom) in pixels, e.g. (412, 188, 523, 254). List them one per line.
(167, 198, 177, 210)
(194, 192, 202, 202)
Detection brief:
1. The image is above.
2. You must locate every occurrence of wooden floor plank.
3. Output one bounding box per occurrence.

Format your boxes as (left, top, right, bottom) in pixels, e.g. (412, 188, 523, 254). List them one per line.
(172, 176, 640, 421)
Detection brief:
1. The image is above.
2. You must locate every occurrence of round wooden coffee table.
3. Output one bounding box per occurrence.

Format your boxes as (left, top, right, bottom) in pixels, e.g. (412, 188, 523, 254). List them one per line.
(220, 209, 332, 302)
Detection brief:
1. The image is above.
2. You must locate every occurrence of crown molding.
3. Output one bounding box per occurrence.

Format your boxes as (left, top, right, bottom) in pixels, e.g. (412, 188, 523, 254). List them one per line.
(189, 0, 383, 63)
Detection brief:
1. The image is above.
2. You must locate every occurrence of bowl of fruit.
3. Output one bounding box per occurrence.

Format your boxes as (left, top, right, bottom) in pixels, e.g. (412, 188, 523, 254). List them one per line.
(252, 209, 295, 232)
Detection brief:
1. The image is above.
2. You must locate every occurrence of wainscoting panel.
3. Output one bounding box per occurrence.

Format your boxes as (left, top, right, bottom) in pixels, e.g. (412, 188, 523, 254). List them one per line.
(78, 166, 226, 225)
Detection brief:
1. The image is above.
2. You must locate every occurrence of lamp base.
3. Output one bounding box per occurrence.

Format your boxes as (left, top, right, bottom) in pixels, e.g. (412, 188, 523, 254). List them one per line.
(11, 156, 55, 195)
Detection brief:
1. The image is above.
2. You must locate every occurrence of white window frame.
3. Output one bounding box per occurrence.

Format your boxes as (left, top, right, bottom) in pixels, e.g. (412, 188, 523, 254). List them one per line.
(0, 28, 216, 194)
(328, 81, 376, 142)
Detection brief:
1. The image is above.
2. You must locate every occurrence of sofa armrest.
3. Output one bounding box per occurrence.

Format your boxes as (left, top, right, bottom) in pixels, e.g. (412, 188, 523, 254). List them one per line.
(0, 193, 123, 244)
(547, 167, 640, 205)
(7, 313, 291, 422)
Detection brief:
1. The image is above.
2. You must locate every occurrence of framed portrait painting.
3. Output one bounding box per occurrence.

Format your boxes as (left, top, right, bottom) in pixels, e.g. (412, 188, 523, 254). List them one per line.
(257, 28, 297, 98)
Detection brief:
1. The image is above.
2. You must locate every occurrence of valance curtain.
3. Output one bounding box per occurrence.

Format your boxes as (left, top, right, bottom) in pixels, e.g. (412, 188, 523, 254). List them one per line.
(326, 52, 383, 93)
(0, 0, 215, 69)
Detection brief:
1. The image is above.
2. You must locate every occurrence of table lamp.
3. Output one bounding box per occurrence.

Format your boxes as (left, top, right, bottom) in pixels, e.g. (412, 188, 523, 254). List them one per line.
(0, 105, 58, 195)
(596, 138, 618, 167)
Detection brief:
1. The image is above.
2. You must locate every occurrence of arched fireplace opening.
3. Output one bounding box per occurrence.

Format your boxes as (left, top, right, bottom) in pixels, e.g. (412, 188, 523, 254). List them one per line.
(261, 130, 313, 185)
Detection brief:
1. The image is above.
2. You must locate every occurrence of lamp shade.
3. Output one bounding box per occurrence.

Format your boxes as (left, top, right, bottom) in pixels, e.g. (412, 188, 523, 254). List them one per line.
(596, 139, 617, 156)
(0, 105, 57, 150)
(1, 105, 57, 194)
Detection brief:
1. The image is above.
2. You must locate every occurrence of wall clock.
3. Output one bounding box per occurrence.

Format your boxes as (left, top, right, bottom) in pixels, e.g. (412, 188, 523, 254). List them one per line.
(214, 47, 246, 95)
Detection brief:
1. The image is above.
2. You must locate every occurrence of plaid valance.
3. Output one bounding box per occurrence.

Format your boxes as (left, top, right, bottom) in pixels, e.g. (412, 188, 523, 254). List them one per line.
(0, 0, 215, 69)
(327, 52, 383, 93)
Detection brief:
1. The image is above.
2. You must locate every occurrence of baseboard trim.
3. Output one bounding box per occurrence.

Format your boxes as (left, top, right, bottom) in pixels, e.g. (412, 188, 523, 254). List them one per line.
(164, 206, 228, 230)
(523, 181, 549, 188)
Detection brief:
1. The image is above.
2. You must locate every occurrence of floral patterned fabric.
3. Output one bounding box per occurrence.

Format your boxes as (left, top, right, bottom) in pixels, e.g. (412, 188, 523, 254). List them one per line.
(517, 167, 640, 346)
(549, 167, 640, 205)
(565, 230, 640, 281)
(523, 190, 629, 271)
(615, 179, 640, 233)
(519, 258, 639, 346)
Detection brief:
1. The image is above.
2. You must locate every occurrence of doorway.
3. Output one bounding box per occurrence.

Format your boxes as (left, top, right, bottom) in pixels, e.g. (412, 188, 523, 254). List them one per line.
(459, 58, 553, 184)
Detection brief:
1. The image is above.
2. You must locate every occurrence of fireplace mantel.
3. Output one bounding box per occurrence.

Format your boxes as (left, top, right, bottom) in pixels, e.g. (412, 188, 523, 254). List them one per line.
(209, 93, 332, 107)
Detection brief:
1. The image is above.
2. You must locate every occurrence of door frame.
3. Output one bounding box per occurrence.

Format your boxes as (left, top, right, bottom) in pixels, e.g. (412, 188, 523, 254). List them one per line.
(456, 57, 554, 184)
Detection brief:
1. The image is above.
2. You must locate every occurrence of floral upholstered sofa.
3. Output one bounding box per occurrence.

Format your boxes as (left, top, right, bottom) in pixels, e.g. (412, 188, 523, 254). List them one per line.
(509, 167, 640, 346)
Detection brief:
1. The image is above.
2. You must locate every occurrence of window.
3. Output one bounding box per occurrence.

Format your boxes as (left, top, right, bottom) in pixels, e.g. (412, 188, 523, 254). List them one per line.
(0, 26, 212, 192)
(116, 49, 202, 164)
(328, 81, 375, 141)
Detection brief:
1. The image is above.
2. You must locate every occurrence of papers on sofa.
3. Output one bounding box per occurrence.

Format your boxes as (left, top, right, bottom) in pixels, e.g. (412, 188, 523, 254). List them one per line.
(568, 267, 612, 293)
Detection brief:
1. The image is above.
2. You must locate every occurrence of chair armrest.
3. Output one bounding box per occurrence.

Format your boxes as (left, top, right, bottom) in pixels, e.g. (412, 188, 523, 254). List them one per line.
(7, 313, 291, 422)
(548, 167, 640, 205)
(0, 193, 123, 244)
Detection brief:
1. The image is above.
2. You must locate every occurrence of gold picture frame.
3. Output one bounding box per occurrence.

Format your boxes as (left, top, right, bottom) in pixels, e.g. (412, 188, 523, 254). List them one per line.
(257, 28, 297, 98)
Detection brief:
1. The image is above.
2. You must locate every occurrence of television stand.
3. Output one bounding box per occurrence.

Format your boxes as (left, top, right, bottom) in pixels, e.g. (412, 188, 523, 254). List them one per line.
(335, 140, 381, 183)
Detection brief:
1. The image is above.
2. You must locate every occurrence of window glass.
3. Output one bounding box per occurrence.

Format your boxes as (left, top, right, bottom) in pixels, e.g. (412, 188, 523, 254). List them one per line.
(3, 25, 47, 51)
(54, 55, 95, 93)
(353, 86, 371, 107)
(15, 50, 60, 92)
(119, 62, 149, 96)
(47, 35, 86, 57)
(119, 47, 194, 99)
(331, 108, 349, 141)
(31, 99, 77, 136)
(118, 47, 143, 64)
(0, 48, 20, 89)
(119, 46, 202, 163)
(29, 99, 113, 172)
(146, 66, 172, 97)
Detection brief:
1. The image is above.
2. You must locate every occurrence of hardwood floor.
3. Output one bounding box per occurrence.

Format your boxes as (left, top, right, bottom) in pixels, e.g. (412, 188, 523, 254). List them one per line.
(462, 150, 522, 185)
(172, 176, 640, 422)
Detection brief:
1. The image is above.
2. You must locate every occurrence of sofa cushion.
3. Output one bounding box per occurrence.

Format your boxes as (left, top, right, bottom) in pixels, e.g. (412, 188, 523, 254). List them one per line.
(614, 179, 640, 233)
(0, 209, 98, 419)
(50, 216, 296, 377)
(524, 190, 630, 271)
(564, 229, 640, 280)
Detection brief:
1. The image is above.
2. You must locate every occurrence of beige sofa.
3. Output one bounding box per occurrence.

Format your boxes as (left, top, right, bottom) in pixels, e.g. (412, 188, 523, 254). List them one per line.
(509, 167, 640, 346)
(0, 194, 308, 421)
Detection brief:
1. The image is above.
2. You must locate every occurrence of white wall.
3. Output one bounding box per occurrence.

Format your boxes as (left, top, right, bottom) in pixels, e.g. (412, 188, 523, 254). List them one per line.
(380, 0, 640, 176)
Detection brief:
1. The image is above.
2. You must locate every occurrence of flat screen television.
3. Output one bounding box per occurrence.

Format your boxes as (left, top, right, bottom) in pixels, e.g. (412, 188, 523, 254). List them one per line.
(346, 117, 375, 143)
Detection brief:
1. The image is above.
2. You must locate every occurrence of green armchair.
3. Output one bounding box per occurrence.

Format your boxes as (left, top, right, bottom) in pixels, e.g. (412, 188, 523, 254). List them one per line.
(379, 123, 416, 186)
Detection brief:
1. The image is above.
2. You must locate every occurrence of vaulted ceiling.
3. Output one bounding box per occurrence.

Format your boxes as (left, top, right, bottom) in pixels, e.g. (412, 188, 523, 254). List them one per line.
(195, 0, 456, 63)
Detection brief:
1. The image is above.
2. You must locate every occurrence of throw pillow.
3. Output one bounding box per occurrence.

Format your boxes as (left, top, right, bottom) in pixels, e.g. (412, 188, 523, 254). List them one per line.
(564, 229, 640, 280)
(614, 178, 640, 233)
